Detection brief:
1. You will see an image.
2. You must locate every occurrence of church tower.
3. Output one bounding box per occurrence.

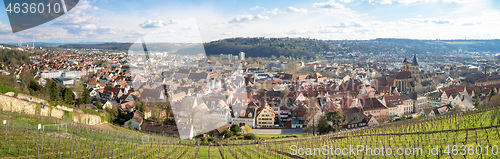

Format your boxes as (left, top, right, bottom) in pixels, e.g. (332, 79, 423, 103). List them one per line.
(402, 57, 410, 72)
(411, 54, 419, 79)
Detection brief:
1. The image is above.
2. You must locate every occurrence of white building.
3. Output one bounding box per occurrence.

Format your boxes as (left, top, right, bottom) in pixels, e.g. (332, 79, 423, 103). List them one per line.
(40, 70, 63, 79)
(61, 71, 86, 79)
(239, 52, 245, 60)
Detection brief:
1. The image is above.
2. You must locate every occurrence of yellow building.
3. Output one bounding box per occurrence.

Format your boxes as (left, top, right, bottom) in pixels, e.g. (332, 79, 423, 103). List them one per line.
(256, 102, 275, 128)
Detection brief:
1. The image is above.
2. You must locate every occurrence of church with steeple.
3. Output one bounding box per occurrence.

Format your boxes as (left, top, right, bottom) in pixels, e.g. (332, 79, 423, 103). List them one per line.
(394, 54, 435, 93)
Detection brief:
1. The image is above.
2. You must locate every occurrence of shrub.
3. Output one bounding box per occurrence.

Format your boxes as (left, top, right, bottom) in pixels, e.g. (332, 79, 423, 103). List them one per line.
(230, 124, 241, 134)
(62, 110, 73, 120)
(94, 101, 102, 109)
(207, 137, 216, 142)
(222, 128, 233, 139)
(244, 133, 257, 140)
(101, 113, 110, 123)
(200, 137, 207, 144)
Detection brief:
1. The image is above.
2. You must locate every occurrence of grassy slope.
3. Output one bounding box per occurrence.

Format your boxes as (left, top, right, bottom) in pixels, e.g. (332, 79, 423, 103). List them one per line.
(0, 83, 19, 94)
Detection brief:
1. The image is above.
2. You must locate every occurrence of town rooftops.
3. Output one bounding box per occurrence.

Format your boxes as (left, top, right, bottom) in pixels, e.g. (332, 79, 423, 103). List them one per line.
(362, 98, 387, 111)
(140, 123, 178, 135)
(132, 110, 144, 124)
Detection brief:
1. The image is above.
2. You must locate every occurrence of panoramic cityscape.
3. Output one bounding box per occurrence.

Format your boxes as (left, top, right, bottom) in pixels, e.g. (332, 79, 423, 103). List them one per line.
(0, 0, 500, 158)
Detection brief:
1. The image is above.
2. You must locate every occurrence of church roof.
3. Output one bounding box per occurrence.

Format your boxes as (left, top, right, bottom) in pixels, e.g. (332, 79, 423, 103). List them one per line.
(403, 57, 409, 63)
(395, 71, 412, 79)
(412, 54, 419, 66)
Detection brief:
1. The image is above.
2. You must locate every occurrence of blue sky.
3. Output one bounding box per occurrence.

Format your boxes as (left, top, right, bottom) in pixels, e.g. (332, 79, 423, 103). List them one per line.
(0, 0, 498, 43)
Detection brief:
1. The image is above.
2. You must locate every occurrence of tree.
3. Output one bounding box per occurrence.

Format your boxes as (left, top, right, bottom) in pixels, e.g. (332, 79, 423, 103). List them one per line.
(488, 95, 500, 108)
(128, 121, 133, 130)
(244, 125, 252, 134)
(82, 88, 91, 104)
(106, 107, 119, 123)
(451, 103, 466, 113)
(474, 98, 480, 108)
(76, 98, 83, 105)
(324, 110, 342, 132)
(317, 116, 332, 134)
(136, 102, 145, 112)
(28, 81, 42, 92)
(222, 128, 233, 139)
(489, 87, 497, 101)
(62, 88, 75, 105)
(230, 124, 241, 134)
(284, 61, 299, 74)
(50, 80, 59, 101)
(94, 100, 102, 109)
(163, 117, 175, 125)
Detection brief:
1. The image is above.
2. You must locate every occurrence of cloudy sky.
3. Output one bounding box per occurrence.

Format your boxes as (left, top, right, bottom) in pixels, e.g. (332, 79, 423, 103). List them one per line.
(0, 0, 498, 43)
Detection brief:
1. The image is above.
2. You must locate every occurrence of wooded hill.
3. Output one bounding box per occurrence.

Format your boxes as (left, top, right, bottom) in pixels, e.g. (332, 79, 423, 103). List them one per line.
(49, 38, 500, 58)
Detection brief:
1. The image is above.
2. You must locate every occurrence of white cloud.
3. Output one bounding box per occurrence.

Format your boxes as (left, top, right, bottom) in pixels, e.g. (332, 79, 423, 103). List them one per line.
(461, 22, 481, 26)
(50, 0, 120, 37)
(368, 0, 393, 4)
(53, 0, 99, 25)
(52, 11, 99, 25)
(313, 1, 345, 9)
(369, 0, 474, 5)
(140, 20, 167, 28)
(338, 0, 355, 2)
(329, 22, 363, 28)
(95, 26, 117, 34)
(229, 14, 269, 23)
(81, 24, 97, 30)
(250, 6, 260, 10)
(263, 8, 280, 15)
(0, 22, 11, 34)
(286, 29, 311, 34)
(286, 6, 308, 14)
(402, 18, 453, 25)
(64, 24, 116, 35)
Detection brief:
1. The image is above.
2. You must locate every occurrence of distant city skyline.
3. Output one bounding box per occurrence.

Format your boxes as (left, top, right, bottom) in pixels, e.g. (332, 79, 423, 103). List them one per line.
(0, 0, 498, 43)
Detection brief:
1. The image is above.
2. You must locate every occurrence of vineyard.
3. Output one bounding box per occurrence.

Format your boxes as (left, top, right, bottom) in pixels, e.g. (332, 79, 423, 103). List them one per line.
(0, 110, 290, 159)
(265, 106, 500, 158)
(1, 106, 500, 158)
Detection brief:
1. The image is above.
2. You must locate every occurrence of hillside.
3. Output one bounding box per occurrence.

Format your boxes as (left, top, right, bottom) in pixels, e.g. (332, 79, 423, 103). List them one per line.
(53, 38, 500, 58)
(58, 43, 134, 51)
(205, 38, 500, 58)
(0, 49, 31, 66)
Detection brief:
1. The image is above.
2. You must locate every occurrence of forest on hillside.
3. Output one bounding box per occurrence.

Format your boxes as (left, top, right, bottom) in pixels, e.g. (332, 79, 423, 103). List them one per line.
(49, 38, 500, 58)
(205, 38, 500, 58)
(0, 49, 31, 66)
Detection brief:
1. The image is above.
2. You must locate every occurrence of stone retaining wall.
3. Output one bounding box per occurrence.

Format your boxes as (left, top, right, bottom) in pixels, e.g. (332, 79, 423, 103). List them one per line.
(0, 94, 101, 125)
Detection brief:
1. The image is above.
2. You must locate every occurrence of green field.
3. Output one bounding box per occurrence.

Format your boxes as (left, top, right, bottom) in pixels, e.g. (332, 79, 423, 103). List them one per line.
(0, 106, 499, 158)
